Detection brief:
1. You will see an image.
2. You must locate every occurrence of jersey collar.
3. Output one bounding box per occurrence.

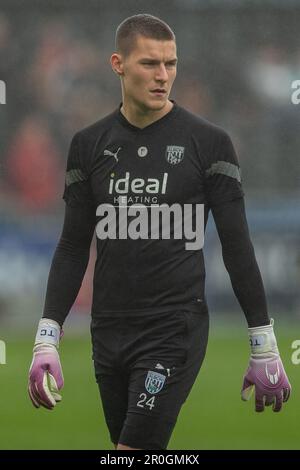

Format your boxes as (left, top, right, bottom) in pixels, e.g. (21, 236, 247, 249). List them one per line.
(116, 100, 178, 133)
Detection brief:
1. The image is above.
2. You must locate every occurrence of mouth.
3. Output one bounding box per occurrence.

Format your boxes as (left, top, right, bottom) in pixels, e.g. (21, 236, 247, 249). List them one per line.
(150, 89, 167, 97)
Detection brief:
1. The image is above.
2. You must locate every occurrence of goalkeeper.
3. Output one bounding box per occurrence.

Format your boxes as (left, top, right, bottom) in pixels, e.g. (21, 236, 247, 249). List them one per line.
(28, 14, 291, 450)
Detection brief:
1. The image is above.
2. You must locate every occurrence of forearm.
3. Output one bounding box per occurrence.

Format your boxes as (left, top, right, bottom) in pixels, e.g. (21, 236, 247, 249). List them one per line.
(222, 240, 269, 327)
(43, 237, 91, 326)
(212, 197, 269, 327)
(42, 204, 96, 326)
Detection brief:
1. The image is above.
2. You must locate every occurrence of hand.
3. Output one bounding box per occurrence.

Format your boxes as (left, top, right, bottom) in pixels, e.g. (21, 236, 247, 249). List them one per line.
(28, 319, 64, 410)
(241, 319, 291, 412)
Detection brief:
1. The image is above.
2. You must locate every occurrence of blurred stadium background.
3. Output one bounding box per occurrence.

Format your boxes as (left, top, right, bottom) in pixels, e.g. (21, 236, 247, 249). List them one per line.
(0, 0, 299, 450)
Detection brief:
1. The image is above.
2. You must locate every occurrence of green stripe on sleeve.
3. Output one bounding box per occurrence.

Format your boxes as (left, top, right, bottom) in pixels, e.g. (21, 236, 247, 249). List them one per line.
(65, 168, 86, 187)
(205, 161, 241, 183)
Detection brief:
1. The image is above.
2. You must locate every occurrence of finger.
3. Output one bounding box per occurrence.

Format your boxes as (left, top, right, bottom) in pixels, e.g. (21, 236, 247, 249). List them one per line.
(30, 381, 44, 406)
(31, 382, 53, 410)
(283, 388, 291, 402)
(48, 367, 64, 391)
(28, 384, 40, 408)
(264, 396, 275, 407)
(43, 372, 58, 406)
(48, 374, 62, 403)
(255, 392, 265, 412)
(273, 391, 283, 412)
(52, 392, 62, 402)
(34, 376, 55, 409)
(34, 382, 54, 409)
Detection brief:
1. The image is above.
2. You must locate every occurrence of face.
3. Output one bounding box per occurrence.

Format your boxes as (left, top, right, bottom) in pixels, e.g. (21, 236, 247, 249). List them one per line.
(112, 35, 177, 112)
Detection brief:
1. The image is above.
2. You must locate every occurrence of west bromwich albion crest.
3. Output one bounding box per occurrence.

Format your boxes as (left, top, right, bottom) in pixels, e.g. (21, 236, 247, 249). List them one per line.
(165, 145, 185, 165)
(145, 370, 166, 394)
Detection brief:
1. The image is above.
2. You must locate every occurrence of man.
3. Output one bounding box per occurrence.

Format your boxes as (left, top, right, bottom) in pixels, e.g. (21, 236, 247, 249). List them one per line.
(28, 14, 291, 450)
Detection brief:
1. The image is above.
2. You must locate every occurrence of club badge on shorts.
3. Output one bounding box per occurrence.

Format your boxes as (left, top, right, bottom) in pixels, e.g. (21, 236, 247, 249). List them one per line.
(145, 370, 166, 394)
(165, 145, 185, 165)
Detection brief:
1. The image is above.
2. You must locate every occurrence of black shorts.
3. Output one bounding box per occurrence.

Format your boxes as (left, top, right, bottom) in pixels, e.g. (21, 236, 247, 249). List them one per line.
(91, 305, 209, 450)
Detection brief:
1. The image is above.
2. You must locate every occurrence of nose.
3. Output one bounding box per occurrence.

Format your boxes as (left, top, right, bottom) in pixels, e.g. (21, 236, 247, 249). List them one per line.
(155, 64, 168, 82)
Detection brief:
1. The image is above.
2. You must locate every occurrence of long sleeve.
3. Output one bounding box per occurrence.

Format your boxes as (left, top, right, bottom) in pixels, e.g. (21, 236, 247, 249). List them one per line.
(211, 197, 270, 327)
(42, 203, 96, 326)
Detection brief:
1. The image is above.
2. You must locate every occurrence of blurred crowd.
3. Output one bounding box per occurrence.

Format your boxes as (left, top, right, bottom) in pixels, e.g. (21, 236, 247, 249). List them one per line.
(0, 3, 299, 322)
(0, 4, 300, 215)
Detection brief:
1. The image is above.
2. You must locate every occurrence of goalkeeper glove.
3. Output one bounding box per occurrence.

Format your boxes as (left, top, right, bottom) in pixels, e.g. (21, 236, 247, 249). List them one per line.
(241, 319, 291, 412)
(28, 318, 64, 410)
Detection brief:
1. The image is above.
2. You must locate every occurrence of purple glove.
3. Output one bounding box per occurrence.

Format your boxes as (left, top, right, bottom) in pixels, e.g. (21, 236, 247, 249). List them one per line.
(241, 319, 291, 412)
(28, 319, 64, 410)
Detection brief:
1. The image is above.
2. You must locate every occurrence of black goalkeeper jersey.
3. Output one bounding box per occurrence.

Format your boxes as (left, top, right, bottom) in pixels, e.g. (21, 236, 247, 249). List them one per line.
(62, 101, 244, 315)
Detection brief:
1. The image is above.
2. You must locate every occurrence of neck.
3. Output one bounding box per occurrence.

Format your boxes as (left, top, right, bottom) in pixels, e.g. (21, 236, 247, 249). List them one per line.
(120, 100, 173, 129)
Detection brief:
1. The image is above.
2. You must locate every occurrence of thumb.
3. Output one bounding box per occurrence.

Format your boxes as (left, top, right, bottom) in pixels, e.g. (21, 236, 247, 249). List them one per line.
(48, 373, 62, 402)
(241, 376, 254, 401)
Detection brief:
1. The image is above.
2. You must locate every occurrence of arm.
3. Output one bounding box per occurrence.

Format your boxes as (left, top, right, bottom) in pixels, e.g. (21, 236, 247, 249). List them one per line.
(211, 196, 291, 412)
(43, 203, 96, 326)
(28, 203, 96, 409)
(211, 196, 269, 328)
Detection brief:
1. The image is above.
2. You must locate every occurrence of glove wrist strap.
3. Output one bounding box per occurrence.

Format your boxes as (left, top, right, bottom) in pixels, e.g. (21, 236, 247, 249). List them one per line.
(248, 318, 278, 355)
(35, 318, 61, 349)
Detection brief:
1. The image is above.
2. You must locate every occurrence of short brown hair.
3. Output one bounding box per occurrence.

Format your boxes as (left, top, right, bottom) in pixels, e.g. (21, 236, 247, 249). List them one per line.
(116, 14, 176, 57)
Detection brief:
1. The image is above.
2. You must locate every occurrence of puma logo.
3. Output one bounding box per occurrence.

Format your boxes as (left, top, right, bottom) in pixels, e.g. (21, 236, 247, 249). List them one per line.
(104, 147, 122, 162)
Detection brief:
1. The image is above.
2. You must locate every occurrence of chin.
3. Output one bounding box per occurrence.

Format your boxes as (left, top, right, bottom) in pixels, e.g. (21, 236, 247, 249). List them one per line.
(145, 99, 168, 111)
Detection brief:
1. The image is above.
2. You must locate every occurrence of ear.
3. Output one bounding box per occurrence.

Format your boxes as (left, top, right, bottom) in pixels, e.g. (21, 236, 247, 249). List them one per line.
(110, 53, 124, 76)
